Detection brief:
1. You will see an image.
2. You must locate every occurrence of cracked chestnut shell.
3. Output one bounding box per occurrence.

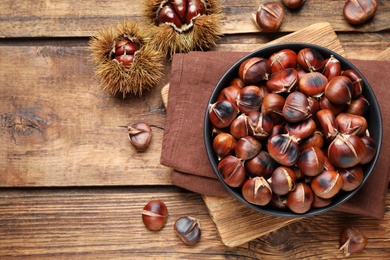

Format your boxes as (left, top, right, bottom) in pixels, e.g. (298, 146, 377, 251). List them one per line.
(343, 0, 378, 25)
(128, 122, 152, 151)
(255, 2, 285, 32)
(142, 200, 168, 231)
(339, 226, 368, 256)
(174, 216, 201, 245)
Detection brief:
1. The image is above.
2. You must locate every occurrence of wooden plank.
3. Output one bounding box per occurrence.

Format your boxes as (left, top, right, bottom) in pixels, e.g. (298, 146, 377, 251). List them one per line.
(0, 187, 389, 259)
(0, 0, 389, 38)
(0, 43, 171, 187)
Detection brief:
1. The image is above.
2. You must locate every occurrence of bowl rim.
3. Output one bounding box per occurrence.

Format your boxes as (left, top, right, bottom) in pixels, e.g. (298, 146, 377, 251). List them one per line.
(204, 42, 383, 218)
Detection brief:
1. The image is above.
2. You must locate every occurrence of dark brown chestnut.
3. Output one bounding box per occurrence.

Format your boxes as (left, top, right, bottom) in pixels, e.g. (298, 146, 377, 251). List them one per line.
(114, 54, 135, 68)
(298, 72, 328, 98)
(261, 93, 285, 125)
(323, 156, 337, 171)
(268, 166, 296, 195)
(285, 118, 317, 142)
(212, 133, 237, 160)
(267, 134, 300, 166)
(208, 100, 238, 129)
(242, 177, 273, 206)
(345, 96, 370, 116)
(339, 165, 364, 191)
(339, 226, 368, 257)
(343, 0, 378, 25)
(342, 69, 363, 98)
(297, 146, 325, 177)
(311, 170, 343, 199)
(245, 150, 277, 178)
(297, 48, 325, 72)
(218, 155, 246, 187)
(324, 76, 353, 105)
(229, 77, 245, 88)
(282, 0, 305, 9)
(255, 2, 285, 32)
(282, 91, 311, 123)
(269, 124, 287, 139)
(312, 195, 332, 208)
(307, 96, 320, 117)
(266, 68, 299, 93)
(185, 0, 207, 24)
(230, 114, 249, 139)
(319, 96, 346, 116)
(316, 109, 339, 141)
(286, 182, 313, 214)
(360, 135, 377, 164)
(299, 130, 325, 151)
(268, 49, 297, 73)
(236, 85, 264, 115)
(235, 136, 262, 160)
(142, 200, 168, 231)
(322, 55, 341, 81)
(217, 85, 241, 105)
(336, 113, 368, 136)
(158, 3, 183, 29)
(328, 134, 366, 168)
(247, 111, 274, 139)
(238, 57, 271, 85)
(128, 122, 152, 151)
(174, 216, 201, 246)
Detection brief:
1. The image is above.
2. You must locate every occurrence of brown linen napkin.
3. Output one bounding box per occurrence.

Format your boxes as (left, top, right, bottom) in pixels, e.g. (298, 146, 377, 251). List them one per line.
(160, 51, 390, 219)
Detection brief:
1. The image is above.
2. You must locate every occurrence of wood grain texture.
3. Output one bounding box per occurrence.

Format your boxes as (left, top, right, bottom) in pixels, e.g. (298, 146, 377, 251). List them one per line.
(0, 187, 389, 259)
(0, 0, 389, 38)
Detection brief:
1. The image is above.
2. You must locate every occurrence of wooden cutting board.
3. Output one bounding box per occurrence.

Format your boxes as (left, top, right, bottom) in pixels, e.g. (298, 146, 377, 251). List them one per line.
(162, 22, 346, 247)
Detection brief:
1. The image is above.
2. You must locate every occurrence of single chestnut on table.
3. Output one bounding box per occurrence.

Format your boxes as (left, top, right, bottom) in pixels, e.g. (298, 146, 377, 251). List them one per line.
(142, 200, 168, 231)
(343, 0, 378, 25)
(128, 122, 152, 151)
(339, 226, 368, 256)
(254, 2, 285, 32)
(174, 216, 201, 245)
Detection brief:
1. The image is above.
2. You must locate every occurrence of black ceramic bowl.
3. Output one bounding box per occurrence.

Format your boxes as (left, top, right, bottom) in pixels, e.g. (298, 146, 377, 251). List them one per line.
(204, 43, 382, 217)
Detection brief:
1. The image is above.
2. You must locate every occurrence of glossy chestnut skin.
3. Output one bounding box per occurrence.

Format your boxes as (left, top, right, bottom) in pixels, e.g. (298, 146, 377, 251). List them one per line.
(298, 72, 328, 98)
(238, 57, 271, 85)
(268, 49, 297, 73)
(142, 200, 168, 231)
(218, 155, 246, 187)
(360, 135, 377, 164)
(282, 91, 311, 123)
(115, 39, 139, 56)
(236, 85, 263, 115)
(311, 170, 343, 199)
(316, 109, 339, 141)
(286, 182, 314, 214)
(324, 76, 353, 105)
(230, 114, 249, 139)
(328, 134, 366, 168)
(297, 146, 325, 177)
(208, 100, 238, 129)
(312, 195, 332, 208)
(128, 122, 152, 151)
(255, 2, 284, 32)
(285, 118, 317, 142)
(261, 93, 285, 125)
(247, 111, 274, 139)
(282, 0, 305, 9)
(266, 68, 298, 93)
(268, 166, 296, 195)
(299, 130, 325, 151)
(174, 216, 201, 246)
(343, 70, 363, 99)
(339, 165, 364, 191)
(297, 48, 325, 72)
(343, 0, 378, 25)
(345, 96, 370, 116)
(319, 96, 346, 116)
(267, 134, 300, 166)
(242, 177, 273, 206)
(217, 85, 241, 105)
(339, 226, 368, 257)
(235, 136, 262, 160)
(336, 113, 368, 136)
(212, 133, 237, 160)
(322, 55, 341, 81)
(245, 151, 277, 178)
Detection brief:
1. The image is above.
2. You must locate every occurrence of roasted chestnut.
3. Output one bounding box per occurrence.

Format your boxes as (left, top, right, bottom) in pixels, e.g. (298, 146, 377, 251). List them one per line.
(322, 55, 341, 81)
(268, 166, 296, 195)
(342, 70, 363, 99)
(235, 136, 262, 160)
(268, 49, 297, 73)
(261, 93, 285, 125)
(218, 155, 246, 187)
(266, 68, 298, 93)
(360, 135, 377, 164)
(339, 165, 364, 191)
(311, 170, 343, 199)
(242, 177, 273, 206)
(343, 0, 378, 25)
(328, 134, 366, 168)
(236, 85, 264, 115)
(142, 200, 168, 231)
(297, 48, 325, 72)
(282, 91, 311, 123)
(212, 133, 237, 160)
(312, 195, 332, 208)
(285, 118, 317, 142)
(345, 96, 370, 116)
(324, 76, 353, 105)
(319, 96, 346, 116)
(245, 150, 277, 178)
(316, 109, 339, 141)
(336, 113, 368, 136)
(128, 122, 152, 151)
(217, 85, 241, 105)
(174, 216, 201, 246)
(297, 146, 325, 177)
(298, 72, 328, 98)
(208, 100, 238, 129)
(247, 111, 274, 139)
(238, 57, 271, 85)
(255, 2, 285, 32)
(286, 182, 313, 214)
(267, 134, 300, 166)
(230, 114, 249, 139)
(282, 0, 305, 9)
(299, 130, 325, 151)
(339, 226, 368, 257)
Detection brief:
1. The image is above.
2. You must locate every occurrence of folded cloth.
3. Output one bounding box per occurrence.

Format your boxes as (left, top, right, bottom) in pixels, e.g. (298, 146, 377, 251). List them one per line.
(161, 51, 390, 219)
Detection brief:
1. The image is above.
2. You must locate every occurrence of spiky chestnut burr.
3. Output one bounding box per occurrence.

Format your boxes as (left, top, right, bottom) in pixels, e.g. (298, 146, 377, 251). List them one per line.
(143, 0, 224, 58)
(89, 20, 165, 97)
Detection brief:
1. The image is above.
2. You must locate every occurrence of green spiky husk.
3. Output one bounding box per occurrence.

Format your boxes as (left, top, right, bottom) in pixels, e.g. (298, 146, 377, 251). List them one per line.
(143, 0, 224, 58)
(89, 20, 165, 97)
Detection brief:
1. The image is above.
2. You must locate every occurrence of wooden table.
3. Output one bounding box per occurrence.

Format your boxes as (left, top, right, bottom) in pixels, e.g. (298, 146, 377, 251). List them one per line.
(1, 1, 389, 258)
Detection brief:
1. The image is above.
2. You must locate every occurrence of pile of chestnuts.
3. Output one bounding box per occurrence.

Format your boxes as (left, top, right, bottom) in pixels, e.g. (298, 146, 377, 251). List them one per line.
(208, 46, 377, 214)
